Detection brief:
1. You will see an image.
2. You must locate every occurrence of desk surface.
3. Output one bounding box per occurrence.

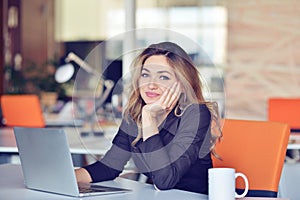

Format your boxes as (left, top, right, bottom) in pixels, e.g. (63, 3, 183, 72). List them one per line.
(0, 164, 289, 200)
(1, 164, 207, 200)
(288, 133, 300, 149)
(1, 127, 300, 155)
(0, 127, 114, 155)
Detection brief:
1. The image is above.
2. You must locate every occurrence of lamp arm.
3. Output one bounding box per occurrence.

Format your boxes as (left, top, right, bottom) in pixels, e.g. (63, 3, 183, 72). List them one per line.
(95, 80, 115, 111)
(86, 80, 115, 122)
(66, 52, 98, 75)
(65, 52, 115, 110)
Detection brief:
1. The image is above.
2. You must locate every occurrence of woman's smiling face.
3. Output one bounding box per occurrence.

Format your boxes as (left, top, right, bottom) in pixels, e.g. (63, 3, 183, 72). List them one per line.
(138, 55, 178, 105)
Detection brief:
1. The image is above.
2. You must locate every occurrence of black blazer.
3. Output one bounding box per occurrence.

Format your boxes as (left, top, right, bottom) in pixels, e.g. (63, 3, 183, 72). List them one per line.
(84, 104, 212, 194)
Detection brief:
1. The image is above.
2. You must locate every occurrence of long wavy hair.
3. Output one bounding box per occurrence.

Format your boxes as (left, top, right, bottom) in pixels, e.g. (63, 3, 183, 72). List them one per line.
(123, 42, 222, 157)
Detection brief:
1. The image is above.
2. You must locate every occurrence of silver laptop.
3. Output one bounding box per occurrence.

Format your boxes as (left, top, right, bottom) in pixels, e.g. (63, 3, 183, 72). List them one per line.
(13, 127, 131, 197)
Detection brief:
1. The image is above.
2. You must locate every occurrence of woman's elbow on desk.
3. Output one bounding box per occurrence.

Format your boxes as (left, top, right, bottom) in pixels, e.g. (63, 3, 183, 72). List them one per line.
(152, 181, 175, 191)
(151, 175, 179, 191)
(75, 168, 92, 183)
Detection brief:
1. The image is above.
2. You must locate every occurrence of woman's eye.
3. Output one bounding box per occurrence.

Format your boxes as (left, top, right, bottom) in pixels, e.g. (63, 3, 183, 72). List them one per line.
(160, 75, 170, 80)
(141, 73, 149, 78)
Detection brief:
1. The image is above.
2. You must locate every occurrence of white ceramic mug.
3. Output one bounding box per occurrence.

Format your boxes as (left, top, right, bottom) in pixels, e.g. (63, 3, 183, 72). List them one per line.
(208, 168, 249, 200)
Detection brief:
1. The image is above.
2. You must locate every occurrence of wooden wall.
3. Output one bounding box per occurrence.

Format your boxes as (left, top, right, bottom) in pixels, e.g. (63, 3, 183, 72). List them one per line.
(0, 1, 3, 94)
(225, 0, 300, 120)
(21, 0, 57, 67)
(1, 0, 22, 94)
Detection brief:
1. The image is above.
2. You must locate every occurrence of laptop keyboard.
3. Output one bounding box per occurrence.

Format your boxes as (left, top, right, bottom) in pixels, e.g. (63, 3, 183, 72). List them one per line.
(79, 185, 107, 193)
(79, 187, 96, 193)
(78, 184, 129, 193)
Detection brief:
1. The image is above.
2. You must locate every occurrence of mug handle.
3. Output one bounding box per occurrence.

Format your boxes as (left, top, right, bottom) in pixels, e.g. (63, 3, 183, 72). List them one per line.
(235, 172, 249, 198)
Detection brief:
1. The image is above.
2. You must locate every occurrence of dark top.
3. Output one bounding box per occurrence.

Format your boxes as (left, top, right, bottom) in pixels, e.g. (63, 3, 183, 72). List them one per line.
(84, 104, 212, 194)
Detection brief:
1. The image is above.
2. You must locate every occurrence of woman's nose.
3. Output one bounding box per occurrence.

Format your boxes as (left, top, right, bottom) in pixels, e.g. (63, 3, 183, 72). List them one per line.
(147, 78, 158, 89)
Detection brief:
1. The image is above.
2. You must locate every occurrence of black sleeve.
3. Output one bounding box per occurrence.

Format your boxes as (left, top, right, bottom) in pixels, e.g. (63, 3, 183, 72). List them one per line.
(83, 119, 133, 182)
(132, 104, 211, 190)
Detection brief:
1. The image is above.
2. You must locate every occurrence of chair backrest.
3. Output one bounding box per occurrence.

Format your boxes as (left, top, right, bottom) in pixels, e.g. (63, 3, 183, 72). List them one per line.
(212, 119, 290, 197)
(0, 95, 45, 127)
(268, 98, 300, 131)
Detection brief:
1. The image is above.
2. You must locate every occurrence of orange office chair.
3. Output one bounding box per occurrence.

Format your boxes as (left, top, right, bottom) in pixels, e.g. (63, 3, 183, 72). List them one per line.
(212, 119, 290, 197)
(0, 95, 46, 127)
(268, 98, 300, 131)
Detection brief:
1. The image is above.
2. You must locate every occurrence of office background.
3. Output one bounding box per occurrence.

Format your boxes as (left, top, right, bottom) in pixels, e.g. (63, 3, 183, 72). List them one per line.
(1, 1, 300, 199)
(1, 0, 300, 121)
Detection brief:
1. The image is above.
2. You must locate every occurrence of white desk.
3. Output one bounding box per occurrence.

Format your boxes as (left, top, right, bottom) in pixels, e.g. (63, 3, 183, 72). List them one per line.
(1, 127, 299, 154)
(0, 164, 208, 200)
(0, 164, 289, 200)
(288, 133, 300, 149)
(0, 127, 114, 155)
(279, 163, 300, 199)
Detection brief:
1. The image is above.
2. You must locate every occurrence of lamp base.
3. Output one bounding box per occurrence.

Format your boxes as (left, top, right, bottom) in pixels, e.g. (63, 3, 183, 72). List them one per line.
(80, 131, 104, 137)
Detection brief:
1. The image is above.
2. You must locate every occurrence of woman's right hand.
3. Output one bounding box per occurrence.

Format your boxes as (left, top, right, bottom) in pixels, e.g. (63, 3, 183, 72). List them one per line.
(141, 82, 181, 141)
(142, 82, 181, 118)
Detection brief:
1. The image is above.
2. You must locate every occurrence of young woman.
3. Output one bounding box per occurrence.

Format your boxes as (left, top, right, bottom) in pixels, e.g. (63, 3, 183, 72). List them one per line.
(75, 41, 221, 194)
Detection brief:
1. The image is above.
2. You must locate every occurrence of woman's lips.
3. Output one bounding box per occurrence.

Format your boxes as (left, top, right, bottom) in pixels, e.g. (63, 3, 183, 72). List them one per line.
(145, 92, 160, 98)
